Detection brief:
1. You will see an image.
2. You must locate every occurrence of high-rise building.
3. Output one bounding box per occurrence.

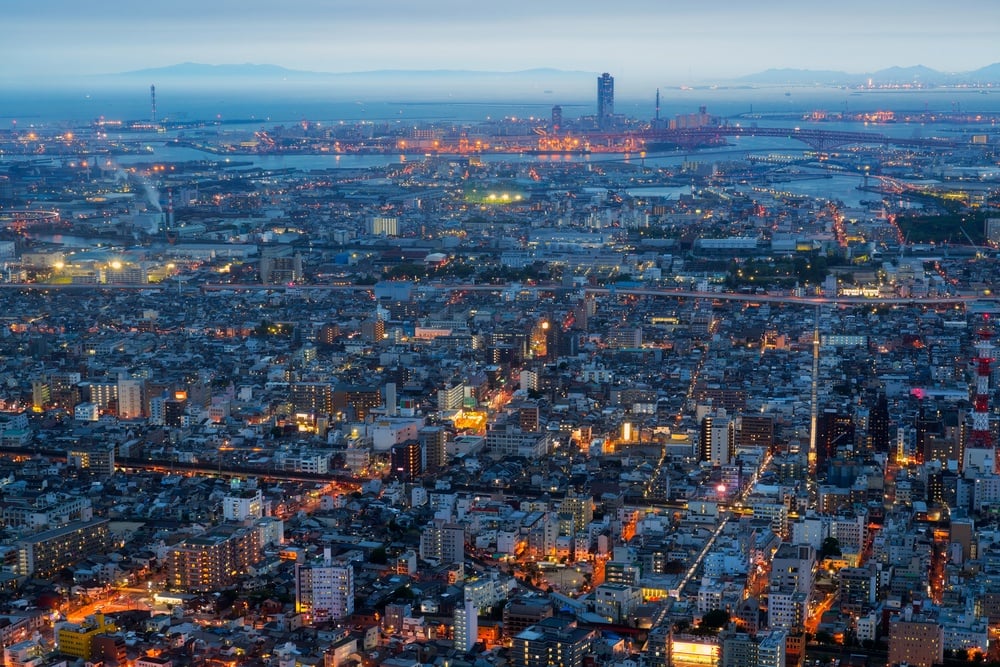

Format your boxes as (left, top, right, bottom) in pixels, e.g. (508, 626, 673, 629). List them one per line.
(68, 444, 115, 478)
(519, 401, 540, 432)
(550, 105, 562, 132)
(419, 426, 448, 473)
(164, 396, 187, 427)
(887, 612, 943, 667)
(767, 543, 815, 629)
(817, 408, 854, 469)
(17, 518, 111, 579)
(510, 617, 594, 667)
(454, 599, 478, 652)
(700, 409, 734, 465)
(419, 519, 465, 564)
(734, 414, 774, 450)
(290, 382, 333, 416)
(295, 548, 355, 623)
(597, 73, 614, 128)
(317, 323, 341, 346)
(117, 378, 144, 419)
(868, 392, 890, 453)
(503, 596, 554, 639)
(438, 383, 466, 411)
(30, 378, 49, 412)
(390, 440, 422, 481)
(558, 492, 593, 533)
(332, 385, 381, 421)
(167, 525, 262, 592)
(259, 251, 304, 284)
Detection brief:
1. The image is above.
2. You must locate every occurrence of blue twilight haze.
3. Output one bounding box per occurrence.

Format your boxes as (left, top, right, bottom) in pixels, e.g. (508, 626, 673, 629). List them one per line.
(5, 0, 999, 92)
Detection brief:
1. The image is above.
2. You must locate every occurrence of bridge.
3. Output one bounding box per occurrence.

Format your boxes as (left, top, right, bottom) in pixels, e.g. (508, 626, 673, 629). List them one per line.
(640, 125, 957, 152)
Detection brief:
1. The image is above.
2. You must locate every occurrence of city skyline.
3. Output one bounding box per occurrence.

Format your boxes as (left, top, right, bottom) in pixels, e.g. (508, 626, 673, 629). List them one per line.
(5, 0, 1000, 92)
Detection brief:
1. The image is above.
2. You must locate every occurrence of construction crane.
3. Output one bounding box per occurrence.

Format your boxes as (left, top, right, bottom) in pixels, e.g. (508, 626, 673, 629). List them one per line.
(960, 226, 984, 259)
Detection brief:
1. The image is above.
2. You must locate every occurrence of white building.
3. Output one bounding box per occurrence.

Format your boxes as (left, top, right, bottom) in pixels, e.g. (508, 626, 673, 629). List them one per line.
(368, 216, 398, 237)
(223, 488, 264, 522)
(371, 417, 425, 452)
(117, 378, 144, 420)
(74, 402, 100, 422)
(419, 519, 465, 564)
(593, 583, 642, 623)
(453, 600, 478, 652)
(295, 548, 354, 622)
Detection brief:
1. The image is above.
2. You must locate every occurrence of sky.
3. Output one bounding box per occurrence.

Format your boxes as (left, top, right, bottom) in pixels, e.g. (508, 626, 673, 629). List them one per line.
(5, 0, 999, 89)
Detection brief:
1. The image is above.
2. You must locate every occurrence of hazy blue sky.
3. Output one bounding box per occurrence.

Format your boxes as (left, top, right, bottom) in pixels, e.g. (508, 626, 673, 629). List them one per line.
(6, 0, 998, 86)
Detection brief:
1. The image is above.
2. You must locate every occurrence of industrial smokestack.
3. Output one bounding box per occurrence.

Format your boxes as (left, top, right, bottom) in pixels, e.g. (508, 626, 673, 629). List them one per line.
(167, 188, 174, 230)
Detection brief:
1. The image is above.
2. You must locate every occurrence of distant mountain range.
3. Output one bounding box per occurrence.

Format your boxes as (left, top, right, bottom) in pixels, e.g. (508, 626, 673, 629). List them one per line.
(108, 63, 599, 99)
(101, 62, 1000, 96)
(738, 63, 1000, 86)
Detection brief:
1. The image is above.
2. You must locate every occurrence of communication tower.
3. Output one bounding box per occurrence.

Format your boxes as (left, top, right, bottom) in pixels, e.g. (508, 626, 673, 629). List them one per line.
(970, 318, 996, 460)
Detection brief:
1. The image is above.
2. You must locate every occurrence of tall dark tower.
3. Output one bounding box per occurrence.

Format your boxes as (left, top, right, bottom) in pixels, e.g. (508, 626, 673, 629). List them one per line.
(868, 391, 890, 454)
(150, 84, 157, 124)
(597, 72, 614, 128)
(655, 88, 661, 121)
(817, 408, 855, 471)
(550, 105, 562, 132)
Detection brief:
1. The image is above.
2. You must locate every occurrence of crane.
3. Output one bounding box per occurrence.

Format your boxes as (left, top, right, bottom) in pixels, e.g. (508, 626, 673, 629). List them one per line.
(960, 226, 984, 259)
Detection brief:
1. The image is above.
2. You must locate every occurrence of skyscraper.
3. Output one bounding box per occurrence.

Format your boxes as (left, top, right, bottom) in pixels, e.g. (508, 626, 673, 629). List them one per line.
(597, 72, 614, 128)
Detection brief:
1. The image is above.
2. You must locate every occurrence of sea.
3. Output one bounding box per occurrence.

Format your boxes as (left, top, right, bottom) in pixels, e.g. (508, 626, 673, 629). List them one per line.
(3, 83, 999, 127)
(2, 83, 999, 210)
